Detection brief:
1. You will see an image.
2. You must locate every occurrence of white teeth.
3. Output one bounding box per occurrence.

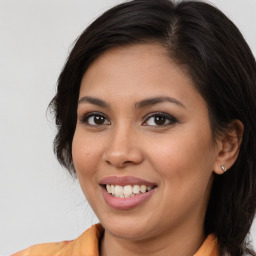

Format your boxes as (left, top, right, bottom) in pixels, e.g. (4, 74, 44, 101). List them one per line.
(111, 185, 115, 194)
(115, 185, 124, 196)
(105, 184, 154, 198)
(133, 185, 140, 194)
(141, 185, 147, 193)
(123, 185, 133, 196)
(147, 186, 153, 191)
(106, 184, 111, 193)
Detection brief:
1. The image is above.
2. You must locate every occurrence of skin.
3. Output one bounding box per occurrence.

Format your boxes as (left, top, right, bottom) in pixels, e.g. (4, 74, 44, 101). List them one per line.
(72, 44, 241, 256)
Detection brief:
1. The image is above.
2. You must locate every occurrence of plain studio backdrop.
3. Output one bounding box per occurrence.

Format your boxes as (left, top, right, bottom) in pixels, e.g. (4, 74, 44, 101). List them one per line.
(0, 0, 256, 255)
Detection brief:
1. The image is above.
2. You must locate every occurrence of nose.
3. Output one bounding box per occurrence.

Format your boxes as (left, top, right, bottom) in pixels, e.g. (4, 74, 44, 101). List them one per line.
(103, 125, 144, 168)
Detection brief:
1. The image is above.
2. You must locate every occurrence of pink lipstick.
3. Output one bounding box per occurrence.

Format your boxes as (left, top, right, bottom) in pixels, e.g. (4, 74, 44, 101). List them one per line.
(100, 176, 157, 210)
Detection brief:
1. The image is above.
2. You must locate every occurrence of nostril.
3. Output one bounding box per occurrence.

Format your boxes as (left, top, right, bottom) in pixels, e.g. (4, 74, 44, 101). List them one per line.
(103, 145, 144, 167)
(105, 160, 111, 165)
(105, 159, 134, 168)
(123, 160, 135, 166)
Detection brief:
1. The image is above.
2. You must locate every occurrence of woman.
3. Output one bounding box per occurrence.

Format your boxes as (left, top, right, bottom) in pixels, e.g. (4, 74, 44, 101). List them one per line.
(12, 0, 256, 255)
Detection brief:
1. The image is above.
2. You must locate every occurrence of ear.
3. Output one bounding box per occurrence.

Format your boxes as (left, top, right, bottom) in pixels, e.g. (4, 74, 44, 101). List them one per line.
(213, 119, 244, 175)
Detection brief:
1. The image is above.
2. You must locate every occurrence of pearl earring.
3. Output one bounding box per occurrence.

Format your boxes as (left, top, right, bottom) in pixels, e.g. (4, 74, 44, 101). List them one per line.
(221, 165, 226, 172)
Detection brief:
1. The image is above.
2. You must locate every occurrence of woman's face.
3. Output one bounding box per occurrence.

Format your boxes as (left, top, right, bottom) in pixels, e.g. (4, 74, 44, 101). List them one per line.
(72, 44, 219, 241)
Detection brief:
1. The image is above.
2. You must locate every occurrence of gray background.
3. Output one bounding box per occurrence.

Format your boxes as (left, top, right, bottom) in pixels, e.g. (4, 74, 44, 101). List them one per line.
(0, 0, 255, 255)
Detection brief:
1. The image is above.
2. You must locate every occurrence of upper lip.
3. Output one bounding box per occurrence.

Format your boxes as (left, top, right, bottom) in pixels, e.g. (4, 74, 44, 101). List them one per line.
(99, 176, 157, 187)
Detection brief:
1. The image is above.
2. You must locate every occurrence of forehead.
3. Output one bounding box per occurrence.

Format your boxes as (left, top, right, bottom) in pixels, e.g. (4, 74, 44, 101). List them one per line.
(80, 44, 197, 99)
(83, 44, 170, 80)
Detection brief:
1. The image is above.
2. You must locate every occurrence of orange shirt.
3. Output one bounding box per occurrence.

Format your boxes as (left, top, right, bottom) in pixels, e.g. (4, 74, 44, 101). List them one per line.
(12, 224, 219, 256)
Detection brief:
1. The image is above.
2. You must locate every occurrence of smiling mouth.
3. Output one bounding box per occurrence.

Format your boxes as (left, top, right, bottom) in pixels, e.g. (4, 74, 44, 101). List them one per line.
(104, 184, 156, 198)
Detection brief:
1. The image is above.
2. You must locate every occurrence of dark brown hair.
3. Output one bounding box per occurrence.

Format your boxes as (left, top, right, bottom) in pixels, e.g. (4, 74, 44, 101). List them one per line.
(49, 0, 256, 255)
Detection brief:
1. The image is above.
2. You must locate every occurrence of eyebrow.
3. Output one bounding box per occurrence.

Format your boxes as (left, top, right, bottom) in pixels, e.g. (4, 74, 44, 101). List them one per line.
(78, 96, 110, 108)
(135, 96, 185, 109)
(78, 96, 185, 109)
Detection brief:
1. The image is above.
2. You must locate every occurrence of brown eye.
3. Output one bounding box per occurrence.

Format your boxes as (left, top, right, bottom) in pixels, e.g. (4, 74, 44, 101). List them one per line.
(154, 116, 166, 125)
(143, 112, 177, 126)
(81, 113, 110, 126)
(93, 115, 106, 125)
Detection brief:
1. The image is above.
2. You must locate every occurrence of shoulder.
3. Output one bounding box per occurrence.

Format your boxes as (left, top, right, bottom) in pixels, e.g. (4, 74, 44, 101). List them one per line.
(194, 234, 219, 256)
(11, 224, 104, 256)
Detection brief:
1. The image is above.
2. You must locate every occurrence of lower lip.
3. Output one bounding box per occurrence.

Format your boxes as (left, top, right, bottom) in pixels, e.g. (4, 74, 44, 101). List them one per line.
(101, 186, 156, 210)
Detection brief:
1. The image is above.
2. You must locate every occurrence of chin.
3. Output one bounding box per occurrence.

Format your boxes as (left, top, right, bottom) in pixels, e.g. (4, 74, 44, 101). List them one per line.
(100, 216, 158, 241)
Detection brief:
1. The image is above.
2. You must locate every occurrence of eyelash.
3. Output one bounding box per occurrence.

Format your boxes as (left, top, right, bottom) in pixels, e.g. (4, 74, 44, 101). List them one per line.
(79, 112, 110, 126)
(79, 111, 178, 127)
(142, 112, 178, 127)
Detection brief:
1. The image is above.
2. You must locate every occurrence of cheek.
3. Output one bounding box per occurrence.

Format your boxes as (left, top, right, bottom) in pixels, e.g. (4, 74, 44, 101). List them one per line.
(150, 132, 215, 219)
(148, 128, 215, 188)
(72, 130, 102, 192)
